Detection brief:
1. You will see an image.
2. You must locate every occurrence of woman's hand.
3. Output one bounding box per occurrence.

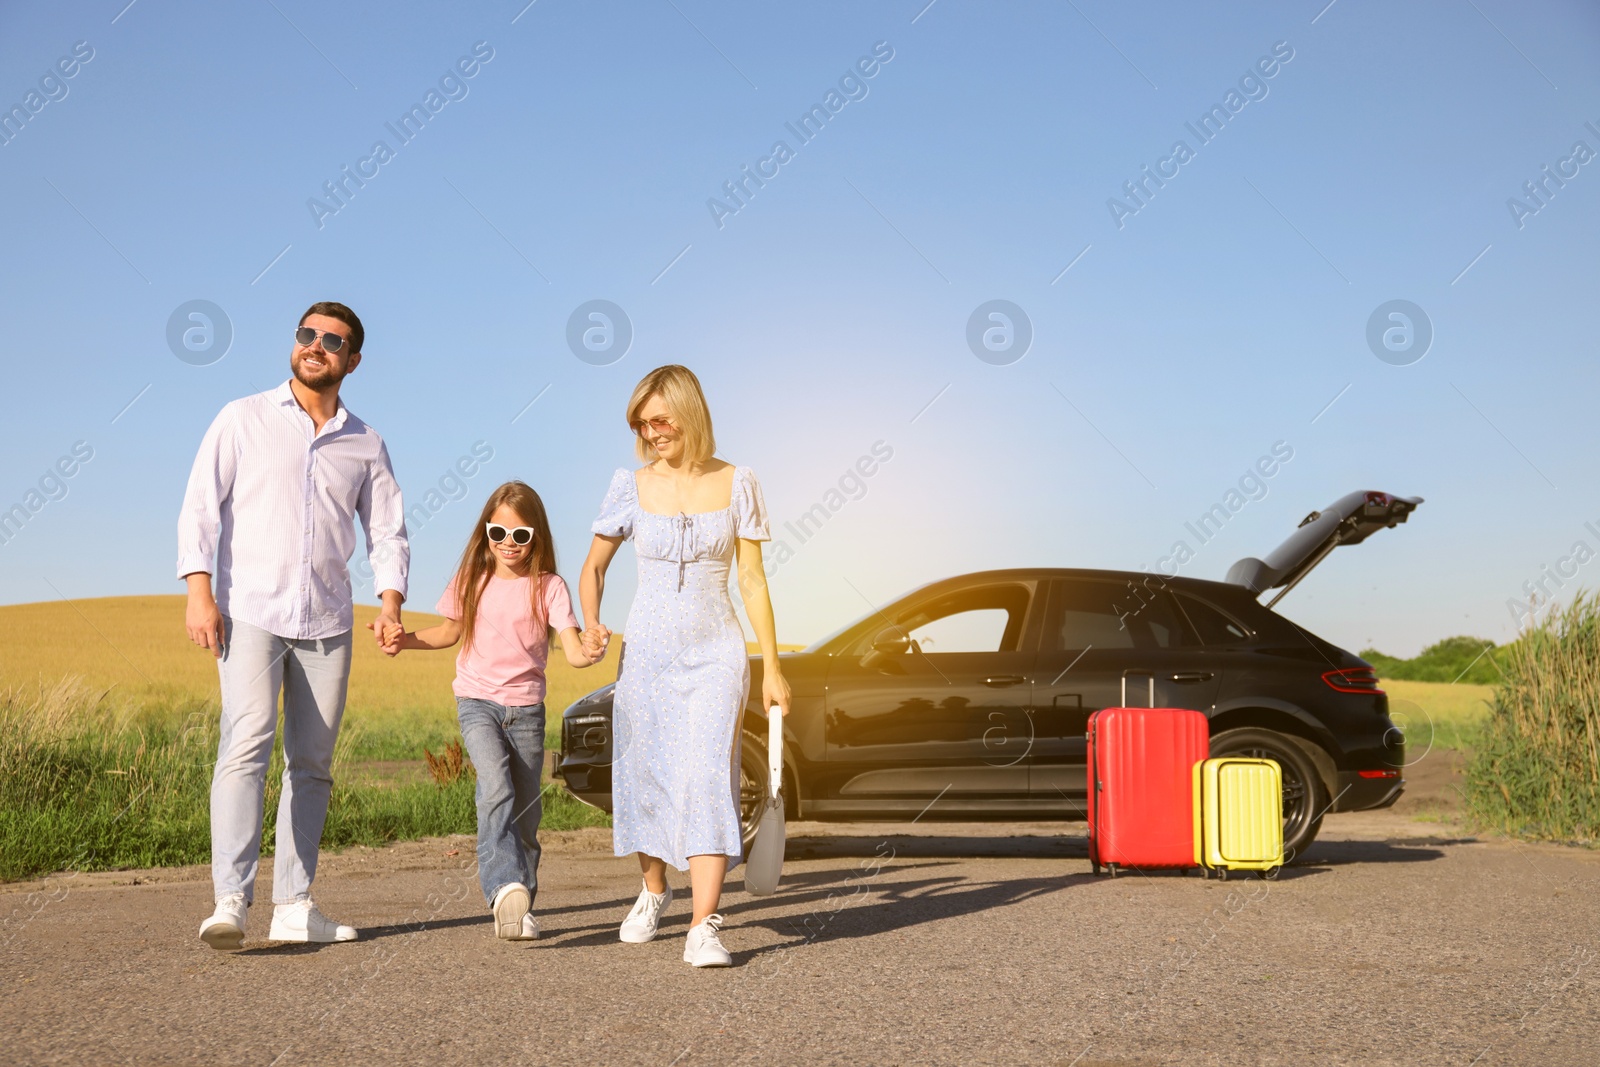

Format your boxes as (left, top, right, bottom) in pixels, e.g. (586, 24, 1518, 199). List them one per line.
(559, 626, 607, 667)
(580, 623, 611, 660)
(761, 665, 791, 719)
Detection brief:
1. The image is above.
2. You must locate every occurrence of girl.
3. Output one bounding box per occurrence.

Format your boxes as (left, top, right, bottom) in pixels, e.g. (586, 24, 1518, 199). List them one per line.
(581, 364, 789, 967)
(382, 481, 602, 941)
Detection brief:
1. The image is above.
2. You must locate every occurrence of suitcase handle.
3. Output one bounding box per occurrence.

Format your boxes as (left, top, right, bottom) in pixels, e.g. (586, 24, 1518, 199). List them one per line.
(1121, 670, 1156, 708)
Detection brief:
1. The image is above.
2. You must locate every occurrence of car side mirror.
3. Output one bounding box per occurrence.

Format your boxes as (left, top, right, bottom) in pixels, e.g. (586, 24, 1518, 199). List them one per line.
(871, 625, 911, 655)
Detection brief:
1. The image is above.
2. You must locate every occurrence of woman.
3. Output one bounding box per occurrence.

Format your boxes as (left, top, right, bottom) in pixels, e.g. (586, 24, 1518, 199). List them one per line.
(580, 364, 790, 968)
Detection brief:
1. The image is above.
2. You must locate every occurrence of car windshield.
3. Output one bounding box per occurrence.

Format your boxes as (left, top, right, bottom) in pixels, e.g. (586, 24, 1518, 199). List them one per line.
(802, 615, 865, 654)
(802, 577, 946, 653)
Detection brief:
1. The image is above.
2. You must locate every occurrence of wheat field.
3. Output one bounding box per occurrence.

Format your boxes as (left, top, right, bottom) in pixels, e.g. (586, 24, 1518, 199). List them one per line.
(0, 596, 621, 728)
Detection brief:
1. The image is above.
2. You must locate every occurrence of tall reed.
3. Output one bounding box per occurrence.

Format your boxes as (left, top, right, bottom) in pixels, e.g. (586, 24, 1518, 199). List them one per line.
(1465, 593, 1600, 842)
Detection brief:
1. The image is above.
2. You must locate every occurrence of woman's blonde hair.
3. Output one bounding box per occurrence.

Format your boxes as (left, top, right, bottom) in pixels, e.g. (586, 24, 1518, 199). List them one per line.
(627, 364, 716, 465)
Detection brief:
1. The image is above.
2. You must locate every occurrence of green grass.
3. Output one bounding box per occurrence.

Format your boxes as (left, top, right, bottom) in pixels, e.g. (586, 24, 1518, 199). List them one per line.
(1381, 678, 1494, 753)
(0, 677, 607, 883)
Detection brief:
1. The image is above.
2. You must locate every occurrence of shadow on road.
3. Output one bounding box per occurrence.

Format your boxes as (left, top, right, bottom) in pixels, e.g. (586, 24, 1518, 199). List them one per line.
(1294, 838, 1459, 866)
(538, 859, 1086, 951)
(235, 914, 494, 950)
(787, 833, 1084, 861)
(731, 867, 1081, 958)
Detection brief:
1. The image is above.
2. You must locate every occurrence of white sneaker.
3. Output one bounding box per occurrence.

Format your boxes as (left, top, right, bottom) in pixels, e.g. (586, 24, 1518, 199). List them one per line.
(198, 892, 247, 950)
(492, 883, 532, 941)
(683, 913, 732, 967)
(618, 881, 672, 943)
(515, 912, 540, 941)
(268, 899, 357, 943)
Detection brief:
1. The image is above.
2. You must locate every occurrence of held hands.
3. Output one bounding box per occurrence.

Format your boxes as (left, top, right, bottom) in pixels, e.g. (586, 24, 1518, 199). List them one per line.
(365, 617, 404, 657)
(578, 623, 611, 664)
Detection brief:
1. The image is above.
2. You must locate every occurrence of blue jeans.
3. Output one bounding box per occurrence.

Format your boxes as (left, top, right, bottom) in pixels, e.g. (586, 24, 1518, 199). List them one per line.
(456, 697, 545, 907)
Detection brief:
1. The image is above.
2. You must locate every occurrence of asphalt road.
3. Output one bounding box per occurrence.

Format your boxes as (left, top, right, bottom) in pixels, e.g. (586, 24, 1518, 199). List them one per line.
(3, 802, 1597, 1066)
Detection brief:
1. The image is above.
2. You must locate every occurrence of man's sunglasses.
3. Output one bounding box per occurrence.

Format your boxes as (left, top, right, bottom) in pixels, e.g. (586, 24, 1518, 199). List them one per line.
(295, 326, 349, 353)
(486, 523, 536, 546)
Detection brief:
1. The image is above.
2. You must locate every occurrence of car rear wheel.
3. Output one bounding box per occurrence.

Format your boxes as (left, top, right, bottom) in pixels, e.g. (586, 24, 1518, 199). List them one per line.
(1208, 728, 1328, 861)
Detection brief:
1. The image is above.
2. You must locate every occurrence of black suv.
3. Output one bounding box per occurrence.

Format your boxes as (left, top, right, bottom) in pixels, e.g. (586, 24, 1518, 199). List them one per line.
(557, 490, 1421, 858)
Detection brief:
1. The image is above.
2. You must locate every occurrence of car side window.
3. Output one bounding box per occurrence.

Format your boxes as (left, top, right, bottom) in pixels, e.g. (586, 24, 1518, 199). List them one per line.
(1042, 581, 1136, 651)
(907, 608, 1010, 654)
(1043, 580, 1198, 651)
(1137, 591, 1199, 649)
(877, 584, 1032, 655)
(1176, 594, 1251, 645)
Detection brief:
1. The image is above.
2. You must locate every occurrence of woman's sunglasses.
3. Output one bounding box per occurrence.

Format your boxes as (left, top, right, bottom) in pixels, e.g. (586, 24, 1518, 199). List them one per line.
(630, 415, 675, 436)
(485, 523, 536, 546)
(294, 326, 349, 353)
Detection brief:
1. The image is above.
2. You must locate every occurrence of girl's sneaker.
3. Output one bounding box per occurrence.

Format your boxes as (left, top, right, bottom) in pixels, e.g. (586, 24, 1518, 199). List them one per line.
(618, 881, 672, 943)
(683, 913, 732, 967)
(491, 883, 531, 940)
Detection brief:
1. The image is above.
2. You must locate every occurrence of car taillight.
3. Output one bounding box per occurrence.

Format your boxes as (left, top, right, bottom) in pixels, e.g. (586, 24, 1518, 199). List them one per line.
(1322, 667, 1384, 694)
(1358, 769, 1401, 779)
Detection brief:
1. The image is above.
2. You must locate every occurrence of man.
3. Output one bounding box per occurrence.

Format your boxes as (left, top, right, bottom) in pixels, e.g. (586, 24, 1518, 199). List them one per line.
(178, 301, 408, 949)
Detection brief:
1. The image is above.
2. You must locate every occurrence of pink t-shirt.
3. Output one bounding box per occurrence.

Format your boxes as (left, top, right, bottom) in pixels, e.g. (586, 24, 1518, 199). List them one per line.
(435, 571, 580, 706)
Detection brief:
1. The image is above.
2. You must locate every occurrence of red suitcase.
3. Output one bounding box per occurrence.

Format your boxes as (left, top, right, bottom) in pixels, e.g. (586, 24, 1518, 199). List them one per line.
(1086, 674, 1209, 876)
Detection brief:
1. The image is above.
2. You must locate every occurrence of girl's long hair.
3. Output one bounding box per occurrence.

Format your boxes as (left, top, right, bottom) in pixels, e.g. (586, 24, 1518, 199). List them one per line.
(453, 481, 558, 653)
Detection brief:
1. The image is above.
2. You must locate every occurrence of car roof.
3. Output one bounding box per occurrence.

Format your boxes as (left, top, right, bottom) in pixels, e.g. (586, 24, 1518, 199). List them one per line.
(801, 567, 1264, 653)
(907, 567, 1245, 595)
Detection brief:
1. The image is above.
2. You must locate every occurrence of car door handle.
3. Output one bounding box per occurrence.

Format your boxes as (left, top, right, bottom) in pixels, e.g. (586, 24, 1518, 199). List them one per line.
(984, 675, 1026, 687)
(1170, 671, 1214, 683)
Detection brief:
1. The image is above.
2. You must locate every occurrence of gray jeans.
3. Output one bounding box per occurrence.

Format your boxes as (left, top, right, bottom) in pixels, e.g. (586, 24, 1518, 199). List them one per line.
(211, 616, 352, 905)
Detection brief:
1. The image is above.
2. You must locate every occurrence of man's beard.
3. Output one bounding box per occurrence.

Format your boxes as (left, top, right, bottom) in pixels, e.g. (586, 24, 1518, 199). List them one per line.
(292, 355, 347, 391)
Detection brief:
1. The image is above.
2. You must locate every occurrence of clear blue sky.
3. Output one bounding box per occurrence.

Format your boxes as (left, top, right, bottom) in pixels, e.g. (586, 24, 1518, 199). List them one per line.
(2, 0, 1597, 657)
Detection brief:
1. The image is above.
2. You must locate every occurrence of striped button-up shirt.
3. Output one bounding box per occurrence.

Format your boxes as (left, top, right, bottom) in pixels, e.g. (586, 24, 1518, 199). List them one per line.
(177, 380, 409, 640)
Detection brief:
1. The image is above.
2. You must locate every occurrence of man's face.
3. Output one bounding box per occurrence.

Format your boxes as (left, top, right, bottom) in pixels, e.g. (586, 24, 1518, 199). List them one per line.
(291, 313, 361, 390)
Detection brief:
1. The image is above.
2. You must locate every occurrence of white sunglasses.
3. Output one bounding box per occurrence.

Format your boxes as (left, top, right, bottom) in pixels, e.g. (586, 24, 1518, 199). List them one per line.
(485, 523, 536, 546)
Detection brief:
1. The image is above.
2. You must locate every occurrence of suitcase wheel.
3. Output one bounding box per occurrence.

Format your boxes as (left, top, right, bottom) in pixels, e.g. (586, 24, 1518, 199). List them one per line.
(1091, 861, 1101, 876)
(1106, 863, 1120, 878)
(1259, 867, 1281, 881)
(1216, 866, 1229, 881)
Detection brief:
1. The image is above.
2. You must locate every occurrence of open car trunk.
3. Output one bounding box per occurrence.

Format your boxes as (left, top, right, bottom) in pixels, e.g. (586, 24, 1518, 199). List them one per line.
(1225, 490, 1422, 607)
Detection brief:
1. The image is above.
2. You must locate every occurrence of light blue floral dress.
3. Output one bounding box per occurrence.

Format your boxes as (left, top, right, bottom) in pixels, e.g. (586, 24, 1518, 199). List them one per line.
(590, 464, 770, 870)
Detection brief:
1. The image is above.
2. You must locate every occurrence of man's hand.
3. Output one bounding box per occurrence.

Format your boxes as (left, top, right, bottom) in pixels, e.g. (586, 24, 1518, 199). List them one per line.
(366, 619, 405, 655)
(372, 613, 403, 656)
(374, 589, 404, 658)
(184, 573, 224, 658)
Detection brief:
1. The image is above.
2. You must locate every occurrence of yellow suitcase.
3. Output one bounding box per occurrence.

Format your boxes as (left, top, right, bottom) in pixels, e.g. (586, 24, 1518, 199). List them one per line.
(1193, 757, 1284, 879)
